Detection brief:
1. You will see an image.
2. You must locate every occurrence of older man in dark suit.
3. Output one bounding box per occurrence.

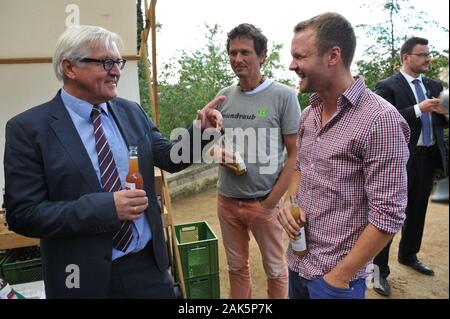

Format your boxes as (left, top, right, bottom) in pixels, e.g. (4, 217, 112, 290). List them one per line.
(373, 37, 448, 296)
(4, 25, 224, 298)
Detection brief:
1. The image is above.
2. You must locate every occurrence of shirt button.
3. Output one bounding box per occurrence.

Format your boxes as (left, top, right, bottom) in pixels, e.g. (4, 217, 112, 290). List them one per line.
(316, 137, 321, 142)
(310, 163, 314, 168)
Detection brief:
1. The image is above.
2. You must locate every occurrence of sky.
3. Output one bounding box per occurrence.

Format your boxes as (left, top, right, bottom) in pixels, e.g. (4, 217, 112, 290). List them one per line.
(153, 0, 449, 82)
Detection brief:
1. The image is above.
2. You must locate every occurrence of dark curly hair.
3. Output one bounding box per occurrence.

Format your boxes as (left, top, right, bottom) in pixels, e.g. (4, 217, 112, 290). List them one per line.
(226, 23, 267, 56)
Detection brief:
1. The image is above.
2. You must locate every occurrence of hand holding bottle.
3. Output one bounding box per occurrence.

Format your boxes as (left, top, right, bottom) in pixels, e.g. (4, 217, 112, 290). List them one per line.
(289, 197, 307, 256)
(278, 195, 302, 238)
(113, 189, 148, 221)
(113, 146, 147, 221)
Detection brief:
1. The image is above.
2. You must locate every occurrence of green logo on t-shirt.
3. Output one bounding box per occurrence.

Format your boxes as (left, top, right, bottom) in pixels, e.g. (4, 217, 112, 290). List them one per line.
(258, 107, 268, 118)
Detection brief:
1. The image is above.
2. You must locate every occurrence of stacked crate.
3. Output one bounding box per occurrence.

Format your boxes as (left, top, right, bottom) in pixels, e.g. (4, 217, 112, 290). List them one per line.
(174, 221, 219, 299)
(0, 246, 42, 284)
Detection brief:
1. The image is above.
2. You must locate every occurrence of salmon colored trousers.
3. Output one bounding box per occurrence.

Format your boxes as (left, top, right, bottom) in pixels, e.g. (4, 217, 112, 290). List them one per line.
(217, 194, 288, 299)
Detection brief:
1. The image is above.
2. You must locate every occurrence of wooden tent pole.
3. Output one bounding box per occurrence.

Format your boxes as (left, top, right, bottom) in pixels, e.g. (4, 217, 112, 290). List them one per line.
(149, 0, 160, 128)
(144, 0, 187, 299)
(140, 1, 157, 128)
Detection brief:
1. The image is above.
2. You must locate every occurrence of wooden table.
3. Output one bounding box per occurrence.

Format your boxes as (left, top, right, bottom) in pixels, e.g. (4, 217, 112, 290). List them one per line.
(0, 209, 40, 250)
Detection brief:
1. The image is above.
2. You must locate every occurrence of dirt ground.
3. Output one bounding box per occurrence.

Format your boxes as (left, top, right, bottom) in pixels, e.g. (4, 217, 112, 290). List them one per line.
(171, 186, 449, 299)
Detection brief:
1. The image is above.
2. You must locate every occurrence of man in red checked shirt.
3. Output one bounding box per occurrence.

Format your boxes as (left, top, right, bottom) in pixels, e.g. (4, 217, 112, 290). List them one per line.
(277, 12, 410, 299)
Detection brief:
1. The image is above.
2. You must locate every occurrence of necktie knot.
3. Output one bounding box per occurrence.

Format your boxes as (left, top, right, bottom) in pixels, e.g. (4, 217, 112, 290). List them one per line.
(91, 105, 102, 118)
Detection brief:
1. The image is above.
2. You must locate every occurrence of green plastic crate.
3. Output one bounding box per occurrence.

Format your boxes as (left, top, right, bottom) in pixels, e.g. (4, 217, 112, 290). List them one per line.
(184, 272, 220, 299)
(0, 250, 8, 278)
(175, 221, 219, 279)
(1, 246, 42, 285)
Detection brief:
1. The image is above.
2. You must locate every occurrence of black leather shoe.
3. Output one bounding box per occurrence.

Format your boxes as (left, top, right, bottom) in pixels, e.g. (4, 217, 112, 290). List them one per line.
(398, 258, 435, 276)
(373, 277, 391, 297)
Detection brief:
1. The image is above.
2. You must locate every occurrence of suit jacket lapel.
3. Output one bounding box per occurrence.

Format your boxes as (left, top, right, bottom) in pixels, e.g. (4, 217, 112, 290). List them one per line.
(50, 92, 102, 192)
(395, 72, 417, 105)
(422, 77, 437, 98)
(108, 100, 132, 148)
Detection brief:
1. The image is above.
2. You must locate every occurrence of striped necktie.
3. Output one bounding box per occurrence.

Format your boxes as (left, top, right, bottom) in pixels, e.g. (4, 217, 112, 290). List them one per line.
(91, 105, 133, 252)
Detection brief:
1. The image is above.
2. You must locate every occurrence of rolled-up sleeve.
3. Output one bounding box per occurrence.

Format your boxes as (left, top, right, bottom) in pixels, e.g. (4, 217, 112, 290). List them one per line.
(364, 108, 410, 233)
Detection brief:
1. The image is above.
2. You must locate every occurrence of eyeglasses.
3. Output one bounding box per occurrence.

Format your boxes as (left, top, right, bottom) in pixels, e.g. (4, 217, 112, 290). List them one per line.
(409, 53, 431, 58)
(79, 57, 127, 71)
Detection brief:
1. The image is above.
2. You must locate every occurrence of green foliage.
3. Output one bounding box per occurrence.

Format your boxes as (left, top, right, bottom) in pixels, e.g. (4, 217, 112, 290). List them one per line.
(136, 0, 297, 136)
(136, 0, 152, 116)
(157, 24, 290, 137)
(136, 0, 143, 52)
(262, 43, 284, 79)
(157, 24, 234, 137)
(298, 93, 311, 111)
(427, 49, 449, 88)
(138, 60, 152, 116)
(356, 0, 449, 90)
(356, 0, 449, 178)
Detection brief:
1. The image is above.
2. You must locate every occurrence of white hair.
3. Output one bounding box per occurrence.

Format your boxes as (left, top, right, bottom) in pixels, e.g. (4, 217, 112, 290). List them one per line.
(52, 25, 123, 81)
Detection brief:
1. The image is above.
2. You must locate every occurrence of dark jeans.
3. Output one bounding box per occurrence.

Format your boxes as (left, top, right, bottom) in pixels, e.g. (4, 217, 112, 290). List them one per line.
(288, 269, 366, 299)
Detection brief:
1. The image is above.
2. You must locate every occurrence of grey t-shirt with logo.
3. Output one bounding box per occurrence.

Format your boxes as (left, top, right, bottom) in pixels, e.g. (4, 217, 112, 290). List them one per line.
(216, 80, 301, 198)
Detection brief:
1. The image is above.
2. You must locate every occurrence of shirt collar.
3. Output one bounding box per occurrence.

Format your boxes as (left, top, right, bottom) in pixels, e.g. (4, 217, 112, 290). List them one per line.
(60, 87, 109, 120)
(309, 76, 366, 110)
(242, 78, 274, 95)
(400, 70, 423, 84)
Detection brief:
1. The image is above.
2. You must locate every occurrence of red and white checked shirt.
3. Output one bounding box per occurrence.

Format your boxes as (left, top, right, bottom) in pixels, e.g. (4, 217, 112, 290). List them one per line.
(288, 77, 410, 280)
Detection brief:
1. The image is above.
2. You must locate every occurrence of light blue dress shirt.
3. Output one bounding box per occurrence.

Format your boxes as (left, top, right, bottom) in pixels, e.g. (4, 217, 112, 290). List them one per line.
(400, 71, 435, 145)
(61, 88, 152, 260)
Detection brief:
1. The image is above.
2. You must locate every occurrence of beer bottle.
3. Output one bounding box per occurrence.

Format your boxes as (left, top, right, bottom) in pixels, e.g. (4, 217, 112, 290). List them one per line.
(125, 146, 144, 190)
(289, 196, 307, 256)
(221, 135, 247, 176)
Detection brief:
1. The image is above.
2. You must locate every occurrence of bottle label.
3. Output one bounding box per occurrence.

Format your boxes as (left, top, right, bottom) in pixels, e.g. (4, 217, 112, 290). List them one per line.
(125, 182, 136, 190)
(235, 152, 245, 167)
(0, 283, 18, 299)
(291, 227, 307, 252)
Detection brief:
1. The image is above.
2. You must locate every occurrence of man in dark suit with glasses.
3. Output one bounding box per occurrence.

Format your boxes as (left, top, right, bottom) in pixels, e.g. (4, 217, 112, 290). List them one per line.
(372, 37, 448, 297)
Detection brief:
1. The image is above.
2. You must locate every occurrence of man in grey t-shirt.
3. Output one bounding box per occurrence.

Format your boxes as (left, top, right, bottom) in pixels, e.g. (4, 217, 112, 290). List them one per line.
(215, 23, 300, 299)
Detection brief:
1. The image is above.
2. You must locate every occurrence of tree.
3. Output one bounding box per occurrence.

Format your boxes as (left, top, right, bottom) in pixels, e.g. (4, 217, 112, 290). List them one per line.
(157, 24, 290, 137)
(356, 0, 449, 179)
(356, 0, 449, 90)
(136, 0, 151, 117)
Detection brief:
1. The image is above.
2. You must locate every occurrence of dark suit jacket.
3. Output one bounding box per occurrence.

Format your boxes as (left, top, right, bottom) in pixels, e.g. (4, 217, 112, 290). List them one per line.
(4, 91, 201, 298)
(375, 72, 447, 174)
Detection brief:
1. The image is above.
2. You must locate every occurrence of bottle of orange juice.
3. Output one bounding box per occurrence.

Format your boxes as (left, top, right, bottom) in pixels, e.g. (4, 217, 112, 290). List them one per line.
(125, 146, 144, 190)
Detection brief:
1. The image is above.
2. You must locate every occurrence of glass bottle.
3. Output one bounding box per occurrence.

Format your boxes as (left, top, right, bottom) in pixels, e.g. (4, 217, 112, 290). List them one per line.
(290, 196, 307, 256)
(221, 135, 247, 176)
(125, 146, 144, 190)
(0, 277, 18, 299)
